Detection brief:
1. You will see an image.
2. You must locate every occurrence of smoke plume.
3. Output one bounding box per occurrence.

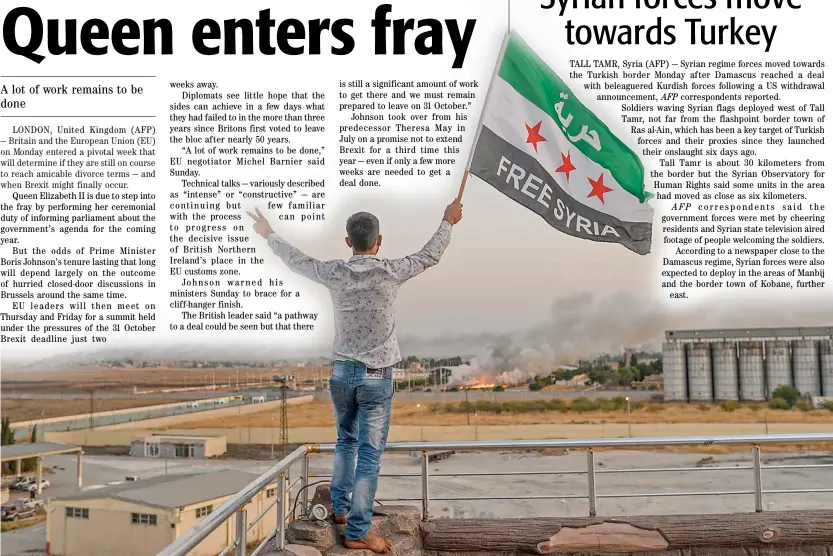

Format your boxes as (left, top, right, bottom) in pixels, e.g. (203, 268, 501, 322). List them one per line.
(443, 291, 671, 386)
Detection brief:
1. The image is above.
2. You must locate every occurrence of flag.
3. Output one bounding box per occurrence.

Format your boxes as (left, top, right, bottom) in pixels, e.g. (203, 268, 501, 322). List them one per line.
(468, 32, 654, 255)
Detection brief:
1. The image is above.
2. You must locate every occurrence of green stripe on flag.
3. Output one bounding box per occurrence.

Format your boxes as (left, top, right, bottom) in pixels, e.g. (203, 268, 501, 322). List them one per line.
(498, 33, 652, 203)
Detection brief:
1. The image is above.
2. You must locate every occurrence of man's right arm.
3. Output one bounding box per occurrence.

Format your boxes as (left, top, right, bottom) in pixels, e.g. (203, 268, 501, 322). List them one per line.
(390, 199, 462, 282)
(267, 232, 338, 286)
(249, 207, 339, 286)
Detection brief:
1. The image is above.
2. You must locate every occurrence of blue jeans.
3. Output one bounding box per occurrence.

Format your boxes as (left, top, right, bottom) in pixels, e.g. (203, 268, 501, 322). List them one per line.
(329, 361, 394, 541)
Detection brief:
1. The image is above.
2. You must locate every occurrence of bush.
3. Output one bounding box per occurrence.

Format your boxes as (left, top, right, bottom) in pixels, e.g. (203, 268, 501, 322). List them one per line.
(720, 400, 741, 412)
(493, 385, 505, 392)
(768, 397, 790, 410)
(771, 385, 800, 408)
(474, 400, 496, 413)
(822, 401, 833, 412)
(594, 398, 614, 412)
(747, 404, 762, 412)
(570, 397, 597, 413)
(795, 395, 815, 412)
(610, 396, 629, 411)
(697, 404, 712, 412)
(528, 382, 543, 391)
(546, 399, 569, 413)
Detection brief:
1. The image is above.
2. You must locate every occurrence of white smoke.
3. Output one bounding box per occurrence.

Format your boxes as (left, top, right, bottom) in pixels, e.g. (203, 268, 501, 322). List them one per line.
(443, 291, 672, 386)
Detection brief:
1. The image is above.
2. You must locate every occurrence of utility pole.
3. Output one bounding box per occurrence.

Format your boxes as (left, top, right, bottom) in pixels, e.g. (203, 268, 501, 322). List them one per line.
(465, 388, 470, 425)
(279, 379, 289, 457)
(89, 389, 95, 429)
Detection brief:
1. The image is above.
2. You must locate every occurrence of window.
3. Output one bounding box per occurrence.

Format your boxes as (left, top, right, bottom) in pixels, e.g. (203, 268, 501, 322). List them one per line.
(145, 443, 160, 457)
(266, 488, 276, 498)
(174, 444, 195, 458)
(196, 505, 213, 518)
(131, 513, 157, 525)
(66, 507, 89, 519)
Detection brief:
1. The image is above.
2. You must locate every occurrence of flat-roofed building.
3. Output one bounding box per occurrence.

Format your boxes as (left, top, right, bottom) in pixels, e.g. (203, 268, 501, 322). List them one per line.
(47, 470, 280, 556)
(128, 434, 226, 459)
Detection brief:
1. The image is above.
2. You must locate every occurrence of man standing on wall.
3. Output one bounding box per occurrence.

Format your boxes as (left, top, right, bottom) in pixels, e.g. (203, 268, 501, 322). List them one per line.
(249, 196, 463, 553)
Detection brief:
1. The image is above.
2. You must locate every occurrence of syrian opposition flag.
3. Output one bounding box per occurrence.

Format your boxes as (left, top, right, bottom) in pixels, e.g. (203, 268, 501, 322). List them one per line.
(468, 32, 654, 255)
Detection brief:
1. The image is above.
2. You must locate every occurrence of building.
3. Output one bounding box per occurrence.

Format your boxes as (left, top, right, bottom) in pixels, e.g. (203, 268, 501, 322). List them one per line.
(631, 374, 664, 391)
(128, 434, 226, 459)
(47, 470, 280, 556)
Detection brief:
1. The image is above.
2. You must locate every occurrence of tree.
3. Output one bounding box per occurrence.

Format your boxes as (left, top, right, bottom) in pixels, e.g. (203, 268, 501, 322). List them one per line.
(553, 368, 579, 381)
(616, 366, 636, 386)
(1, 417, 13, 446)
(771, 385, 800, 408)
(19, 425, 39, 472)
(587, 365, 616, 386)
(1, 417, 13, 475)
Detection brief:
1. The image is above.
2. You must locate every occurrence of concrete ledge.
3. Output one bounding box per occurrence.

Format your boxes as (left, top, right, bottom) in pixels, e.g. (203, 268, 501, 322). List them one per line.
(425, 548, 833, 556)
(421, 511, 833, 554)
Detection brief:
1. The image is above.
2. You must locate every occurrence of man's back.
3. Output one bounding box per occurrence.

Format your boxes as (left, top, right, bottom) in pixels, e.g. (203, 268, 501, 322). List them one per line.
(266, 220, 453, 368)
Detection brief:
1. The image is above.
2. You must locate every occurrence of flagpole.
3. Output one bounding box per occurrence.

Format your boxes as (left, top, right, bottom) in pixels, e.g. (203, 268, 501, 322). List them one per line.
(456, 31, 511, 202)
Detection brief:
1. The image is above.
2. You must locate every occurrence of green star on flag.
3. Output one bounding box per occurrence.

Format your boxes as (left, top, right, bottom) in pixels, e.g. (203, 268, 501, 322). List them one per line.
(468, 32, 654, 255)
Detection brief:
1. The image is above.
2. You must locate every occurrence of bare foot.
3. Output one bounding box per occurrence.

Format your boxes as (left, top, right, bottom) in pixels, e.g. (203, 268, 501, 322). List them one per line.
(335, 514, 347, 525)
(344, 533, 392, 553)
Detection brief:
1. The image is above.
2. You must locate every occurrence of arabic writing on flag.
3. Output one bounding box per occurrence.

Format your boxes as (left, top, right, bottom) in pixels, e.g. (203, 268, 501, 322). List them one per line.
(468, 32, 654, 255)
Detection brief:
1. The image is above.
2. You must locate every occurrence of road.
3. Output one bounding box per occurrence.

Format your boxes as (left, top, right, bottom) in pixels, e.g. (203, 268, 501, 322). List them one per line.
(2, 448, 831, 555)
(1, 522, 46, 556)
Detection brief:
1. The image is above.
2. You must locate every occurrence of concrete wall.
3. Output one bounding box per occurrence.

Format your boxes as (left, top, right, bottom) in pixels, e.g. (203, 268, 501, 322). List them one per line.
(48, 498, 176, 556)
(175, 491, 277, 556)
(204, 435, 227, 457)
(11, 397, 238, 429)
(94, 395, 313, 431)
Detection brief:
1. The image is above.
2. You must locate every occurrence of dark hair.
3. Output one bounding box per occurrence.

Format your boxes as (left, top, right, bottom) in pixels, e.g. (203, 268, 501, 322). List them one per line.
(346, 212, 379, 251)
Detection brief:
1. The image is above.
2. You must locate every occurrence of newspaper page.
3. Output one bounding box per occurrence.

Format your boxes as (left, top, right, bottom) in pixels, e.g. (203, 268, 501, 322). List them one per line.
(0, 0, 831, 555)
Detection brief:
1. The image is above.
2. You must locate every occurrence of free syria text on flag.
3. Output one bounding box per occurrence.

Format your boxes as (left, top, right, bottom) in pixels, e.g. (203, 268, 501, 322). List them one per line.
(468, 32, 654, 255)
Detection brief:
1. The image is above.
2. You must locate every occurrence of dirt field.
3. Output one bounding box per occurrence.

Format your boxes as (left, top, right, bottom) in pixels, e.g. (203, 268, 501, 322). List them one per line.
(189, 400, 833, 429)
(0, 398, 193, 422)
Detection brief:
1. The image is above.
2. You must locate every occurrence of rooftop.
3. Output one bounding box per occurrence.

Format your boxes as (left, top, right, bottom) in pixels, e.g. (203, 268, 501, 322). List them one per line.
(132, 434, 224, 443)
(0, 442, 81, 462)
(53, 470, 258, 510)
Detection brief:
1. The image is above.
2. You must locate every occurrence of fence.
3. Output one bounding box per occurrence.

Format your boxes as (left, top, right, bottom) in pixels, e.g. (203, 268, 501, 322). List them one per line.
(158, 432, 833, 556)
